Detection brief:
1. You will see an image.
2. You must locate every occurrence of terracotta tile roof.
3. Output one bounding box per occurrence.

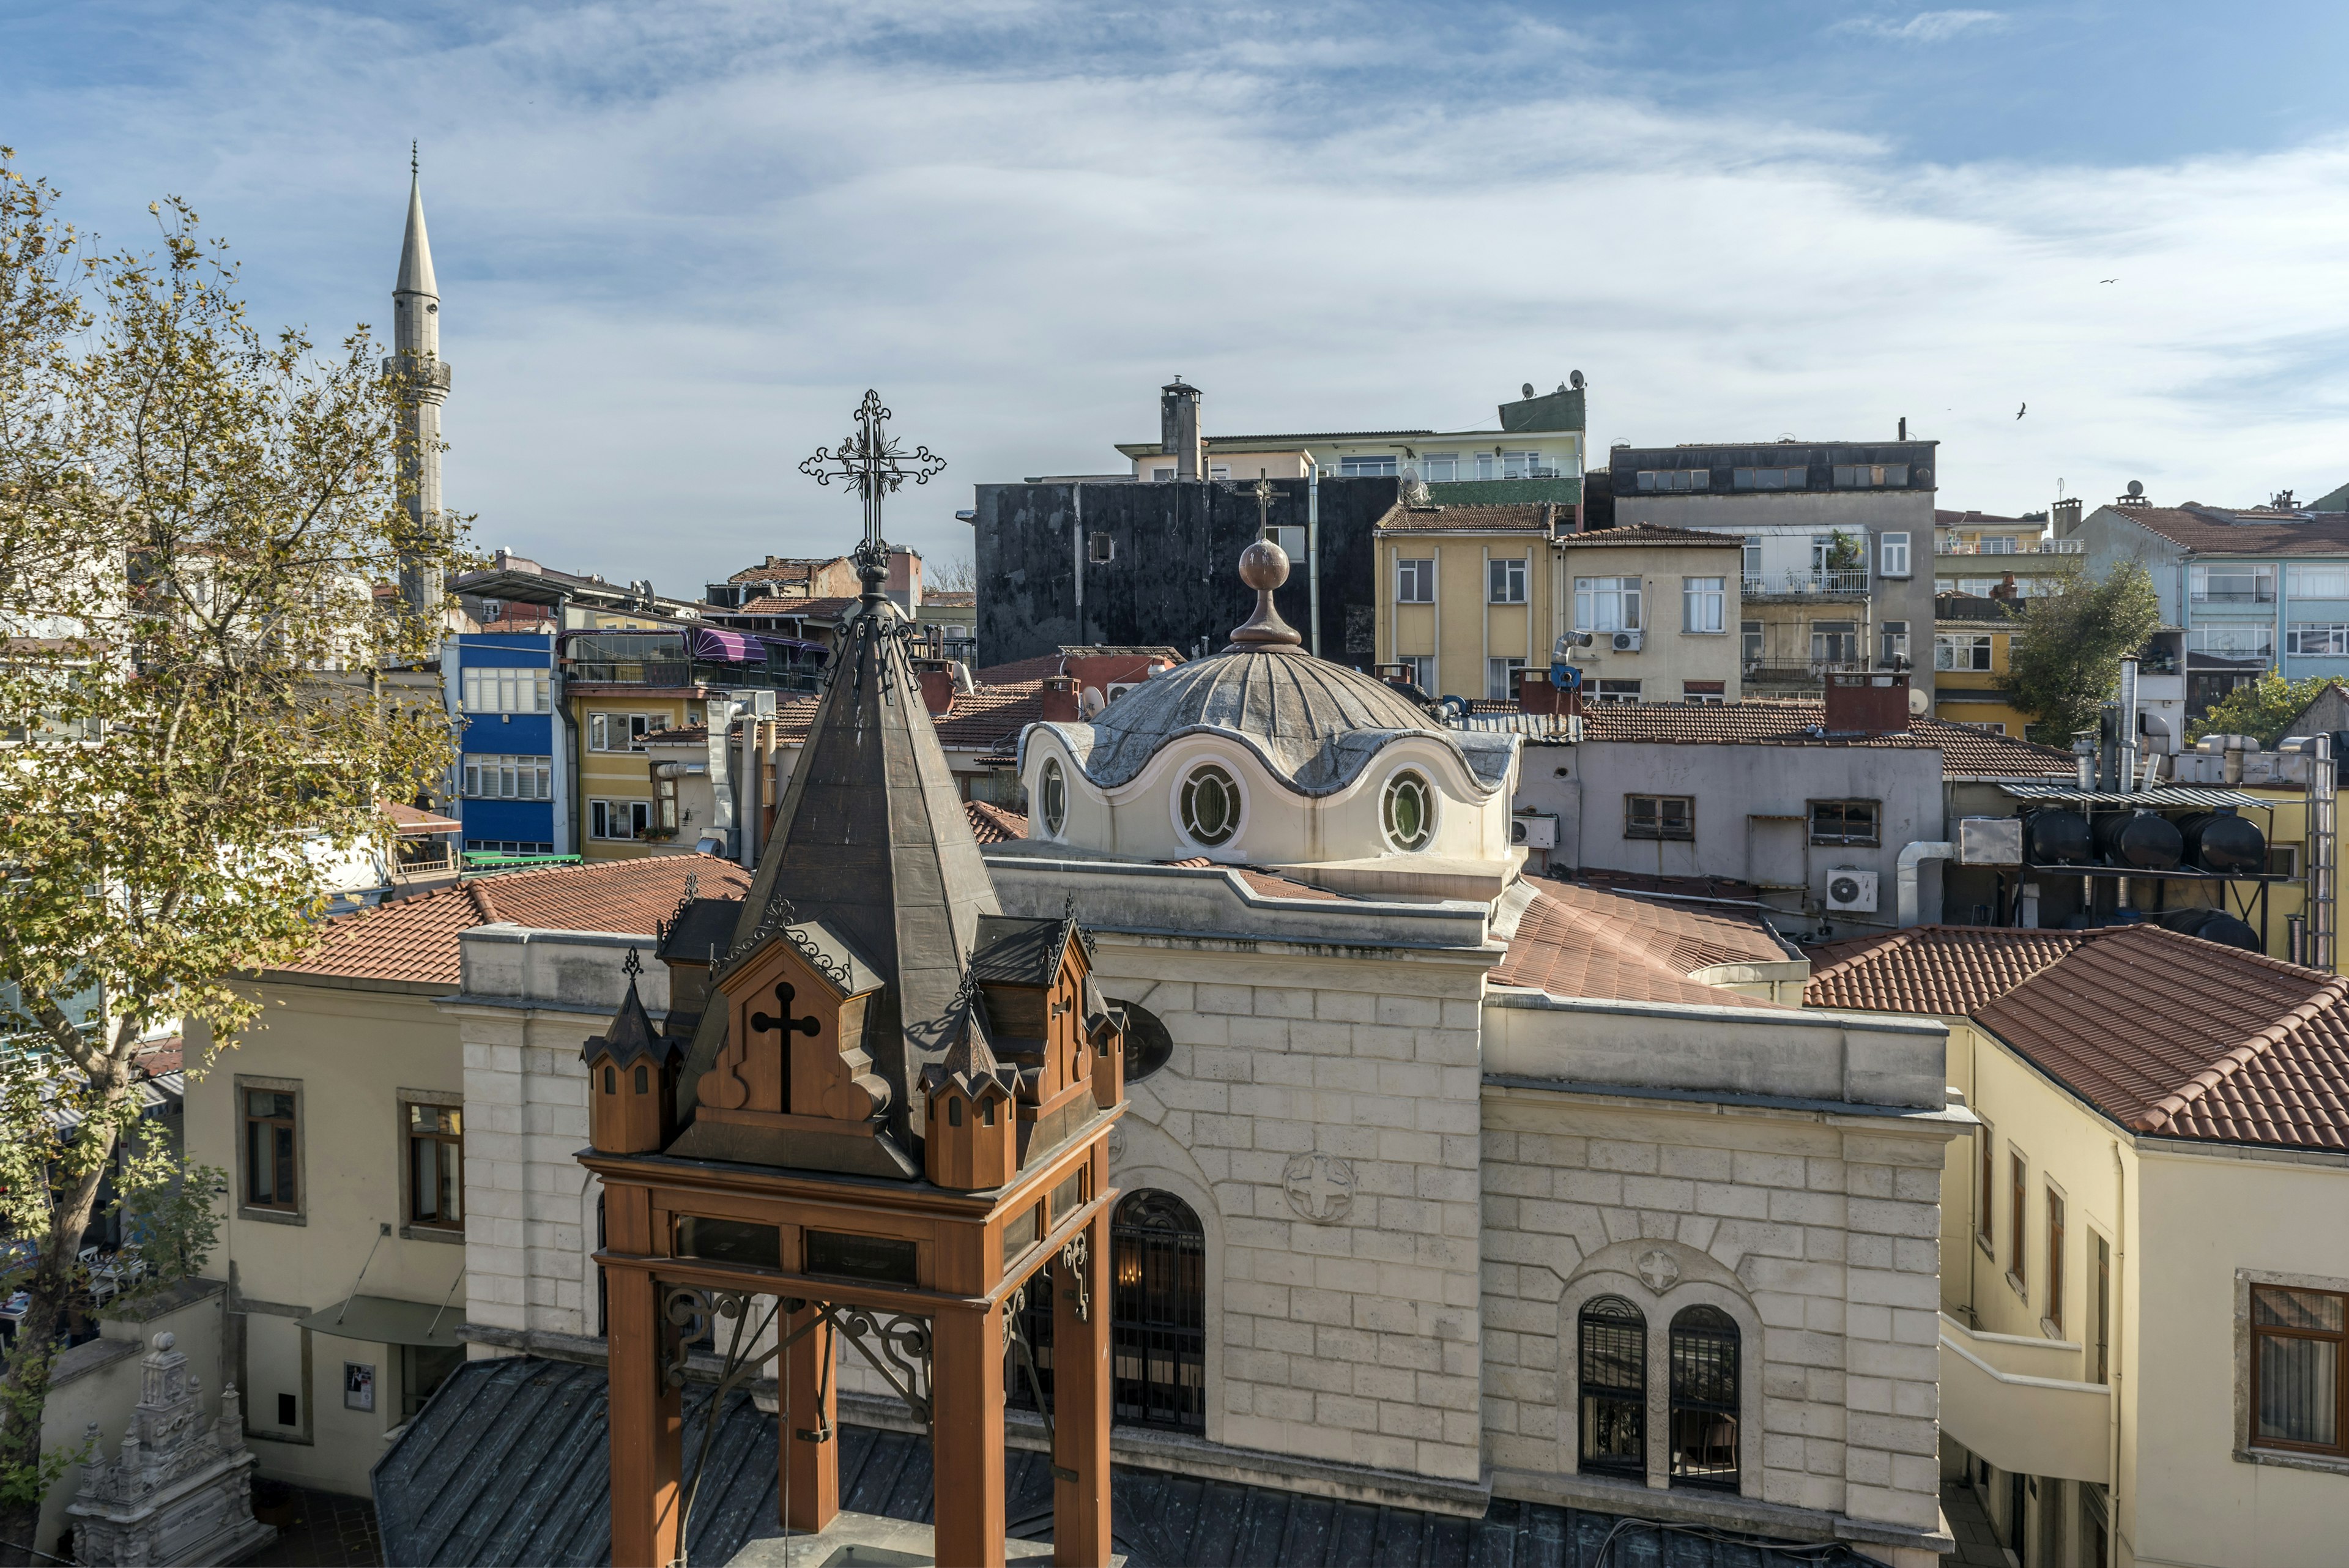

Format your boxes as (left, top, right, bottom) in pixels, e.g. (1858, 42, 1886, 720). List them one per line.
(1376, 503, 1556, 533)
(924, 592, 976, 608)
(1803, 926, 2090, 1015)
(973, 654, 1068, 685)
(1491, 883, 1789, 1009)
(726, 555, 845, 584)
(380, 801, 462, 835)
(735, 595, 855, 620)
(2101, 504, 2349, 557)
(1154, 859, 1348, 901)
(643, 725, 711, 745)
(1578, 700, 2076, 778)
(935, 683, 1046, 751)
(278, 855, 751, 987)
(1556, 524, 1743, 549)
(1574, 869, 1762, 902)
(964, 800, 1027, 844)
(1807, 923, 2349, 1151)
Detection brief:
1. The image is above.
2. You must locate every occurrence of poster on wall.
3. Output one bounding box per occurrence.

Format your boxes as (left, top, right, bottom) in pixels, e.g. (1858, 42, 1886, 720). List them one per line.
(344, 1362, 375, 1412)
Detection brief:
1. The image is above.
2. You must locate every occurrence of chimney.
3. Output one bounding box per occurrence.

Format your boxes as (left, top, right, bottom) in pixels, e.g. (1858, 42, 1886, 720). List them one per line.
(1160, 379, 1202, 481)
(2052, 497, 2082, 536)
(1822, 672, 1909, 737)
(1898, 416, 1907, 441)
(1040, 675, 1083, 723)
(918, 667, 956, 718)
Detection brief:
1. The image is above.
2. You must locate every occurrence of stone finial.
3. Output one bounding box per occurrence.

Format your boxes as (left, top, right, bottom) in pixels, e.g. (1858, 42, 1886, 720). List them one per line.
(152, 1332, 174, 1353)
(1225, 538, 1302, 653)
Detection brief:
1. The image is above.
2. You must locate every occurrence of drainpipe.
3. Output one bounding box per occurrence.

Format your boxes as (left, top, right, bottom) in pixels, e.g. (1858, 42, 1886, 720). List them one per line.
(1072, 488, 1086, 646)
(1306, 457, 1323, 658)
(2110, 1139, 2126, 1568)
(1897, 841, 1955, 927)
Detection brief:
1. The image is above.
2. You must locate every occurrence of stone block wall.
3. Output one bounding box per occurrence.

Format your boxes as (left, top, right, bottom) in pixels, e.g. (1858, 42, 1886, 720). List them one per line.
(1093, 934, 1497, 1485)
(1479, 1089, 1952, 1536)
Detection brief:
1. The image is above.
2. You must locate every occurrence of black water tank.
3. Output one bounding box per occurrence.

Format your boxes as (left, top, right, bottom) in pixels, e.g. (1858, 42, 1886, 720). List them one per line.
(2093, 809, 2183, 871)
(2024, 809, 2093, 864)
(2176, 811, 2267, 875)
(2159, 907, 2262, 951)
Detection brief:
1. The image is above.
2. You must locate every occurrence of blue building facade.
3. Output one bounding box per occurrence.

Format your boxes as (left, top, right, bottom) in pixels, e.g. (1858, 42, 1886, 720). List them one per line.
(446, 633, 569, 858)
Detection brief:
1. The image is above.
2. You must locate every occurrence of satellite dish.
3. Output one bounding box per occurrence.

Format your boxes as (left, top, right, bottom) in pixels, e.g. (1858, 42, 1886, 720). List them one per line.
(2126, 479, 2145, 498)
(1522, 382, 1536, 399)
(1908, 686, 1931, 717)
(1569, 370, 1586, 391)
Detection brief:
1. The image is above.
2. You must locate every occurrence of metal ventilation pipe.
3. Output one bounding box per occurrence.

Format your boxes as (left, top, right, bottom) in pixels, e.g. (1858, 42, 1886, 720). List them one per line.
(2118, 658, 2140, 794)
(1897, 841, 1956, 927)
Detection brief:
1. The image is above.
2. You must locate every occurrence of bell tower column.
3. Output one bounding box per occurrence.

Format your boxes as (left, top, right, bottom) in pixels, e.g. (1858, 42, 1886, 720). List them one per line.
(780, 1302, 840, 1535)
(930, 1301, 1007, 1568)
(604, 1187, 681, 1568)
(1052, 1203, 1114, 1567)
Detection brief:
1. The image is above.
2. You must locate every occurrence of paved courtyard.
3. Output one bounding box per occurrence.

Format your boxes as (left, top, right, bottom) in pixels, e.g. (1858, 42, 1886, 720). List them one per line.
(245, 1480, 383, 1567)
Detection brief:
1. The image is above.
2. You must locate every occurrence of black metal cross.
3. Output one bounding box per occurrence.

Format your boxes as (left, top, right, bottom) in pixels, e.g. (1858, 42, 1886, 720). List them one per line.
(798, 390, 947, 584)
(1253, 473, 1275, 543)
(751, 982, 821, 1044)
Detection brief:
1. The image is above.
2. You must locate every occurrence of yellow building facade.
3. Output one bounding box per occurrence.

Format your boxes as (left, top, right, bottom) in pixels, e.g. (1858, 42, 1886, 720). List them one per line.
(1932, 592, 2033, 737)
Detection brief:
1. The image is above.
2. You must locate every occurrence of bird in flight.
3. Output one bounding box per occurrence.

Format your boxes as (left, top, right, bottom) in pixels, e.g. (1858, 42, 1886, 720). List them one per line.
(2099, 277, 2118, 283)
(2016, 403, 2027, 420)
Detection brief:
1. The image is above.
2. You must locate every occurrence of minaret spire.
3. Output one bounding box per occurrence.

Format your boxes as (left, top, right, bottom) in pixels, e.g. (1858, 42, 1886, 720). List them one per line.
(388, 149, 450, 622)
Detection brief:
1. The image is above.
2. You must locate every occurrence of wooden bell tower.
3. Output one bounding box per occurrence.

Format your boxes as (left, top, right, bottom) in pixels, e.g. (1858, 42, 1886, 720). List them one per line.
(587, 394, 1121, 1568)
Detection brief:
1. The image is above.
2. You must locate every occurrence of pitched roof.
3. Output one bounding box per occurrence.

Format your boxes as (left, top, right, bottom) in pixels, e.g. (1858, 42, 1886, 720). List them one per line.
(964, 800, 1028, 844)
(733, 595, 856, 620)
(924, 591, 976, 608)
(725, 554, 847, 583)
(1577, 700, 2076, 778)
(1491, 883, 1790, 1010)
(1808, 924, 2349, 1151)
(1376, 503, 1556, 533)
(1803, 926, 2090, 1015)
(278, 855, 752, 987)
(972, 653, 1067, 685)
(1935, 509, 2046, 529)
(1555, 524, 1743, 549)
(2100, 504, 2349, 557)
(934, 683, 1048, 750)
(380, 801, 462, 835)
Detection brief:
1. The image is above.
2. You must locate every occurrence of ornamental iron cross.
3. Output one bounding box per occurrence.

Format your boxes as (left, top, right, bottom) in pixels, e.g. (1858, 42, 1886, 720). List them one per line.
(1253, 473, 1274, 542)
(798, 390, 947, 582)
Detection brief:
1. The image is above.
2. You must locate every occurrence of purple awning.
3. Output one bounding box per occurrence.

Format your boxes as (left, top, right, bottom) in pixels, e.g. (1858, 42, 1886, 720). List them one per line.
(692, 626, 759, 662)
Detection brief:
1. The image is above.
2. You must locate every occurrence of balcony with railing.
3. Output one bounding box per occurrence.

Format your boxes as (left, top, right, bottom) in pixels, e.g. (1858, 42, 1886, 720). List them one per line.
(1935, 538, 2082, 556)
(1742, 570, 1870, 600)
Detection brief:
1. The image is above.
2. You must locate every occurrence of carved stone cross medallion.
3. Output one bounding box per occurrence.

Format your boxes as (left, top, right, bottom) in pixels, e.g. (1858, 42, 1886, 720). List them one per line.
(1636, 1247, 1681, 1293)
(1283, 1151, 1355, 1224)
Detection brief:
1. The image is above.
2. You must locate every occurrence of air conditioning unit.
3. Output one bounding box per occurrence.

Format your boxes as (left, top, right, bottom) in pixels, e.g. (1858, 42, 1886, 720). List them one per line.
(1511, 813, 1558, 849)
(1611, 630, 1643, 653)
(1825, 868, 1879, 913)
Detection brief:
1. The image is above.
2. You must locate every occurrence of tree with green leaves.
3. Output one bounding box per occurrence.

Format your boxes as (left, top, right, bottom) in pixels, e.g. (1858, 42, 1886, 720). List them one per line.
(0, 150, 462, 1561)
(1998, 560, 2162, 746)
(2188, 672, 2340, 748)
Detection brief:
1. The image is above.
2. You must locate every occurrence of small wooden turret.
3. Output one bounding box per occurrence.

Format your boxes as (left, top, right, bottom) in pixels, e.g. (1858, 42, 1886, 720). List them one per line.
(582, 951, 685, 1155)
(918, 997, 1019, 1191)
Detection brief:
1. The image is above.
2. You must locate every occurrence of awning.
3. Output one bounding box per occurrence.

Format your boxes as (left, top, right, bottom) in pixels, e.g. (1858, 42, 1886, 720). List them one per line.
(1998, 783, 2272, 808)
(295, 1293, 467, 1349)
(692, 626, 759, 663)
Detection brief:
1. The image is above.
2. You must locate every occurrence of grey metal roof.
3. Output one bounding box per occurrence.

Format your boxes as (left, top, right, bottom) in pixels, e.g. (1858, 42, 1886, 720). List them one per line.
(971, 913, 1072, 988)
(1998, 784, 2274, 807)
(374, 1356, 1876, 1568)
(1036, 649, 1515, 798)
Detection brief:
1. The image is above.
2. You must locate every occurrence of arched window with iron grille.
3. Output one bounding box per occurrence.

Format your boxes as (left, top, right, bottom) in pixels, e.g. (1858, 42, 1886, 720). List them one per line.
(1007, 1189, 1207, 1435)
(1669, 1304, 1740, 1490)
(1577, 1295, 1646, 1477)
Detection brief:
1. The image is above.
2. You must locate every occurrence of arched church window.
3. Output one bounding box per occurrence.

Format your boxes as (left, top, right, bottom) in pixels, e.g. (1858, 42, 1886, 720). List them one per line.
(1381, 769, 1435, 852)
(1040, 759, 1067, 839)
(1112, 1191, 1206, 1431)
(1178, 764, 1241, 847)
(1111, 1000, 1174, 1083)
(1669, 1304, 1740, 1490)
(1578, 1295, 1646, 1477)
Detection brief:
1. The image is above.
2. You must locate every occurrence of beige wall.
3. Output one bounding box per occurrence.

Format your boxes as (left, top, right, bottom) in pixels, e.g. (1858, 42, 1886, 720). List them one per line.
(1557, 545, 1745, 703)
(575, 693, 699, 861)
(1377, 532, 1556, 702)
(185, 979, 467, 1495)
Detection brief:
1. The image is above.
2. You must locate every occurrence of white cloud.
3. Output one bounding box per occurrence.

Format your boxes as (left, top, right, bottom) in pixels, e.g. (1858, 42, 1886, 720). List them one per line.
(13, 1, 2349, 592)
(1833, 10, 2010, 43)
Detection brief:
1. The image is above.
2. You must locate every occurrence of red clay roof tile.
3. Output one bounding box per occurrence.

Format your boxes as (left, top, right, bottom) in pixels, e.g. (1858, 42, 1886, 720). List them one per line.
(1493, 884, 1790, 1009)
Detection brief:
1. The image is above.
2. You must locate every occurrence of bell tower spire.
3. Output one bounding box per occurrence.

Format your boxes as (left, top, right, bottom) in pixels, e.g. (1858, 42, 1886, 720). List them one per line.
(388, 144, 450, 622)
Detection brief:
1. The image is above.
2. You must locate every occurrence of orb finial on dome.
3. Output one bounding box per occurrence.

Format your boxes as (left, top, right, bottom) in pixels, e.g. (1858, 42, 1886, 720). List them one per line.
(1226, 537, 1302, 652)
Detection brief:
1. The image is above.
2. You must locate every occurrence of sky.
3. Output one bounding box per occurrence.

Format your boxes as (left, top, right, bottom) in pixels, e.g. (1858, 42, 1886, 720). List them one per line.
(10, 0, 2349, 593)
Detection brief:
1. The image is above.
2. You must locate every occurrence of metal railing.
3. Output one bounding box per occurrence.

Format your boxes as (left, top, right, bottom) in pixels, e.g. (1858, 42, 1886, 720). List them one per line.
(566, 659, 694, 686)
(1742, 570, 1869, 597)
(2188, 591, 2276, 605)
(1935, 539, 2082, 556)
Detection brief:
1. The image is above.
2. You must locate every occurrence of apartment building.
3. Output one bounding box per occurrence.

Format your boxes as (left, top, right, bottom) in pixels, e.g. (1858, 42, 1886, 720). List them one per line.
(2060, 491, 2349, 718)
(1808, 925, 2349, 1568)
(443, 631, 567, 860)
(1932, 510, 2082, 601)
(1931, 594, 2032, 738)
(1609, 439, 1937, 701)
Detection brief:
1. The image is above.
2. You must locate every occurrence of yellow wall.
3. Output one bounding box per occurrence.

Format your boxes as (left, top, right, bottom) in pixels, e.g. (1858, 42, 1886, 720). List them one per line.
(184, 979, 468, 1494)
(573, 691, 700, 861)
(1932, 621, 2032, 737)
(1376, 531, 1555, 702)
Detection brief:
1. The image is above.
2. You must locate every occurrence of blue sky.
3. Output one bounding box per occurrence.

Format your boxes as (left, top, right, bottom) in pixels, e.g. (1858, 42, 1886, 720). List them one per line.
(11, 1, 2349, 589)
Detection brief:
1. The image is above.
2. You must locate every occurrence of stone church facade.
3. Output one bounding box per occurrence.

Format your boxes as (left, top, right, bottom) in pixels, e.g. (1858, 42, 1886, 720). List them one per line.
(453, 553, 1959, 1566)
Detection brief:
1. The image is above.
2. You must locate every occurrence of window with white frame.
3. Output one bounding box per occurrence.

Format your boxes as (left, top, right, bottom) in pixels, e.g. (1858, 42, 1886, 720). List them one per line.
(1419, 453, 1459, 482)
(1682, 577, 1725, 634)
(1741, 535, 1762, 581)
(588, 713, 661, 751)
(1339, 455, 1397, 477)
(1575, 576, 1641, 631)
(1936, 633, 1994, 671)
(1396, 559, 1435, 604)
(1683, 681, 1726, 704)
(1398, 655, 1436, 691)
(1151, 466, 1174, 481)
(2289, 563, 2349, 599)
(1811, 621, 1859, 663)
(1833, 463, 1909, 488)
(462, 754, 553, 800)
(1732, 466, 1806, 490)
(1502, 450, 1548, 480)
(1882, 620, 1910, 665)
(2197, 624, 2276, 660)
(589, 799, 653, 840)
(1208, 464, 1231, 480)
(461, 666, 552, 714)
(1593, 679, 1642, 704)
(1880, 531, 1911, 577)
(2288, 623, 2349, 656)
(1474, 452, 1497, 480)
(1487, 658, 1526, 702)
(1489, 557, 1528, 605)
(2189, 563, 2276, 603)
(1637, 469, 1710, 492)
(1741, 620, 1763, 663)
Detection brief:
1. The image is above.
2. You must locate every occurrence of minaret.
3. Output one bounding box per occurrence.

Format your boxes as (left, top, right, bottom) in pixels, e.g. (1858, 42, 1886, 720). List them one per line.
(388, 146, 451, 620)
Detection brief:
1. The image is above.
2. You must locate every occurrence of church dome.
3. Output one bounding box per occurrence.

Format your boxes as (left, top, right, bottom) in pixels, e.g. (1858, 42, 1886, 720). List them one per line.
(1061, 648, 1512, 798)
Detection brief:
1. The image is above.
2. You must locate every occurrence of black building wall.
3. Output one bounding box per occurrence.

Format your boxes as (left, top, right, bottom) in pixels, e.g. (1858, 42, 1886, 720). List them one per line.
(973, 477, 1397, 668)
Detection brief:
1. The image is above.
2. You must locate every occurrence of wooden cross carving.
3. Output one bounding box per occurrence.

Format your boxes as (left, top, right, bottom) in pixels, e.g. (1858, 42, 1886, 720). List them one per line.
(751, 983, 821, 1044)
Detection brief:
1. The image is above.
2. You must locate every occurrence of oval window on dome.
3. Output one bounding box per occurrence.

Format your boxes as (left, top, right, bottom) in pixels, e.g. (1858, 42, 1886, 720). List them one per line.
(1040, 759, 1067, 839)
(1179, 764, 1241, 847)
(1382, 769, 1435, 852)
